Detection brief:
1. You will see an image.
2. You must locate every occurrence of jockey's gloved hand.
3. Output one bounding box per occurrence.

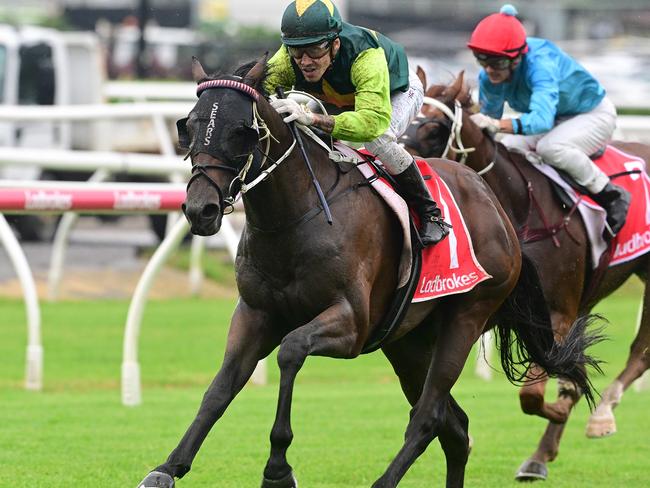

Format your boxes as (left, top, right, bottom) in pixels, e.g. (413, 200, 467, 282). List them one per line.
(470, 113, 500, 135)
(271, 98, 315, 126)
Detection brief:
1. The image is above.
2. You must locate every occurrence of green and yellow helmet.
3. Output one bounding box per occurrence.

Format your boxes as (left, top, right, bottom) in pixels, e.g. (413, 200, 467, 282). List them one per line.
(281, 0, 342, 46)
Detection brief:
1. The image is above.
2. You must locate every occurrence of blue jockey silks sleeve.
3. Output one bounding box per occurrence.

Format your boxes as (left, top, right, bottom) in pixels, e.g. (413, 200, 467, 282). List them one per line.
(478, 37, 605, 135)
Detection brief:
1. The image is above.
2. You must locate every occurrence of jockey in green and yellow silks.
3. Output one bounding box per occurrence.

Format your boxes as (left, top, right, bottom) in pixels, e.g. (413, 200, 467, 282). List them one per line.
(265, 0, 450, 246)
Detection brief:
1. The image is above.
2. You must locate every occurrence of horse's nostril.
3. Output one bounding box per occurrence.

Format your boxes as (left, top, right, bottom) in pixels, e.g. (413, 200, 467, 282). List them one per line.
(201, 203, 220, 220)
(181, 203, 187, 215)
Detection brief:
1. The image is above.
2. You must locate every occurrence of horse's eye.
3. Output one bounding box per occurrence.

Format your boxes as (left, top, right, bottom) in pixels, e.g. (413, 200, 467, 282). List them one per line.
(188, 113, 199, 131)
(232, 123, 257, 140)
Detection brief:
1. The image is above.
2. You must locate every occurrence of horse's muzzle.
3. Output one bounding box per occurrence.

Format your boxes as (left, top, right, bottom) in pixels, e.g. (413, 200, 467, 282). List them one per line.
(182, 201, 223, 236)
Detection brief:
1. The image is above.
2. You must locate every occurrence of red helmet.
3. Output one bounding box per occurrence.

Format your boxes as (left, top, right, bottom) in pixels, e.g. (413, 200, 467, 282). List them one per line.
(467, 4, 528, 58)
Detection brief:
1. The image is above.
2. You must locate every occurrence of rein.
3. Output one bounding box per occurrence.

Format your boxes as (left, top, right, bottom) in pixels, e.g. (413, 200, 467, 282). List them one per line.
(508, 156, 581, 247)
(427, 95, 581, 247)
(422, 97, 476, 167)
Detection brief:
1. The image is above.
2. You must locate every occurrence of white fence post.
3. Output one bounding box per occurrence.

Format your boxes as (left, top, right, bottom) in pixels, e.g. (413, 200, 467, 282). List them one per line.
(0, 214, 42, 390)
(633, 299, 650, 392)
(475, 329, 494, 381)
(47, 168, 110, 301)
(122, 215, 190, 406)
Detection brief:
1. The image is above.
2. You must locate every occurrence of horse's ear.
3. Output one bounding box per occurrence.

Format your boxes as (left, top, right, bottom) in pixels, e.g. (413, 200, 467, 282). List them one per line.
(457, 70, 465, 87)
(457, 71, 472, 106)
(192, 57, 208, 83)
(416, 65, 427, 90)
(243, 52, 269, 90)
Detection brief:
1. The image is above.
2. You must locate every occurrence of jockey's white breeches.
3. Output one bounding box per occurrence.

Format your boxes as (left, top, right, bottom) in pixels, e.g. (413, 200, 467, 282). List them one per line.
(365, 69, 424, 175)
(500, 97, 617, 193)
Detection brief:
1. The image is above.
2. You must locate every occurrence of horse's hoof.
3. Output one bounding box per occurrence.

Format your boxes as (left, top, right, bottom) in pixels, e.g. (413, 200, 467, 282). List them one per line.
(586, 414, 617, 438)
(515, 459, 548, 482)
(261, 471, 298, 488)
(137, 471, 175, 488)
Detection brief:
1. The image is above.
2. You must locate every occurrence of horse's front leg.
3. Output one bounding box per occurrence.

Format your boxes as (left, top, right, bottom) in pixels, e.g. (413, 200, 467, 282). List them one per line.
(261, 299, 363, 488)
(518, 364, 575, 422)
(137, 301, 280, 488)
(514, 311, 583, 482)
(515, 378, 580, 482)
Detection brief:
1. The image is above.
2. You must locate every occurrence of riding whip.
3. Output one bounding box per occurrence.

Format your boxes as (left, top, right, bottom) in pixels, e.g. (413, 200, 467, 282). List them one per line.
(275, 87, 333, 225)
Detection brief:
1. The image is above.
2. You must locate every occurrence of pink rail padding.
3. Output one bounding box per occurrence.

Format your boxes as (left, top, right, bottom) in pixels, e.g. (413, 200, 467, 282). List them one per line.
(0, 187, 187, 214)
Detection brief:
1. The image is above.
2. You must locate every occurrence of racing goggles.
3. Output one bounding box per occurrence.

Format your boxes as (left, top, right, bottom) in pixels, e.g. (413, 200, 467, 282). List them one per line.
(287, 40, 332, 60)
(473, 53, 513, 70)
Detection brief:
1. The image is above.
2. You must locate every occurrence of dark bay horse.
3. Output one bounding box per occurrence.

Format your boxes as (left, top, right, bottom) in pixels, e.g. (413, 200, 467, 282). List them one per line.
(408, 70, 650, 481)
(136, 58, 599, 488)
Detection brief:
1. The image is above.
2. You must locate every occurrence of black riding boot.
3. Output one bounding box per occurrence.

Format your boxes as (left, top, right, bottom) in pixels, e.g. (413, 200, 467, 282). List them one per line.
(393, 163, 451, 246)
(590, 181, 631, 237)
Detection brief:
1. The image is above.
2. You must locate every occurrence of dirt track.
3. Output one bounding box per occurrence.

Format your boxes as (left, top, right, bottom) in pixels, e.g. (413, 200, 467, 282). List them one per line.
(0, 216, 238, 301)
(0, 266, 237, 301)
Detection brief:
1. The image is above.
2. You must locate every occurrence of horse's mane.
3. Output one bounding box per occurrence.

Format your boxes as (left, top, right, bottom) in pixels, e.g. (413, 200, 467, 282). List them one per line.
(200, 59, 270, 97)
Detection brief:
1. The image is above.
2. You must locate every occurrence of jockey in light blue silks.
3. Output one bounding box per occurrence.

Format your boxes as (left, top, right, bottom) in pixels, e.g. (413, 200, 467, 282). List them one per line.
(467, 4, 631, 237)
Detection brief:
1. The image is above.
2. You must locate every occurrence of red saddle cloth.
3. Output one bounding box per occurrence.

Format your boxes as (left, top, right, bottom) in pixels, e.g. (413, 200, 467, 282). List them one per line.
(411, 160, 492, 301)
(353, 148, 492, 302)
(593, 146, 650, 266)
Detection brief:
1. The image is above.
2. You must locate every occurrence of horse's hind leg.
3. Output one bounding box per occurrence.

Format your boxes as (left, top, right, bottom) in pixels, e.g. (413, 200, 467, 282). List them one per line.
(438, 395, 470, 487)
(383, 324, 470, 485)
(373, 301, 488, 488)
(261, 300, 364, 488)
(587, 278, 650, 437)
(382, 322, 435, 405)
(137, 302, 279, 487)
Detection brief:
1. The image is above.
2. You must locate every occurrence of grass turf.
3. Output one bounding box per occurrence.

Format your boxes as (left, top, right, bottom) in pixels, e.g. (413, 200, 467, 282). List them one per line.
(0, 278, 647, 487)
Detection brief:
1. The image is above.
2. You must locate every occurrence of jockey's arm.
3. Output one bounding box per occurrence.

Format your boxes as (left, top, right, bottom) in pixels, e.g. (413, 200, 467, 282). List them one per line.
(477, 73, 514, 133)
(263, 46, 392, 140)
(331, 48, 391, 142)
(519, 61, 559, 134)
(477, 64, 558, 135)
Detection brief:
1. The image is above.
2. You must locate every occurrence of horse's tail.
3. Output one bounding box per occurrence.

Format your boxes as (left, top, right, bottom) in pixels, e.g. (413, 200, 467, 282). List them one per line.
(493, 252, 605, 408)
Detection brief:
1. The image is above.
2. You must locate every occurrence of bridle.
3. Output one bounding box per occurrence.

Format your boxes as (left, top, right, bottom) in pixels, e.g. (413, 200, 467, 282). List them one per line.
(184, 79, 297, 213)
(400, 113, 452, 156)
(415, 96, 498, 176)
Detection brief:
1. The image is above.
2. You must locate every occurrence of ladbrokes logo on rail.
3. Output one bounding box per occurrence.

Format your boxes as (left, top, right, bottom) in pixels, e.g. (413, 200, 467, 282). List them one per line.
(25, 190, 72, 210)
(418, 271, 480, 294)
(114, 191, 161, 210)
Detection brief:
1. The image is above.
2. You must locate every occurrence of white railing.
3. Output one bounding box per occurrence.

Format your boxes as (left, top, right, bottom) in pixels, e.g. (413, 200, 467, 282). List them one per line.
(3, 100, 648, 401)
(104, 81, 195, 102)
(0, 180, 184, 393)
(0, 100, 255, 403)
(0, 179, 255, 404)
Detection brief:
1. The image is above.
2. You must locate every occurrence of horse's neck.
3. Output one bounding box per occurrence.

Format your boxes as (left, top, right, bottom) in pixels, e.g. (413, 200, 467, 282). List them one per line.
(462, 128, 535, 225)
(242, 126, 334, 231)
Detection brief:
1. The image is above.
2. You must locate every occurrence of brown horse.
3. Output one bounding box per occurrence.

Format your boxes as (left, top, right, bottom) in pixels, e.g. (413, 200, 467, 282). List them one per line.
(135, 58, 600, 488)
(408, 69, 650, 481)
